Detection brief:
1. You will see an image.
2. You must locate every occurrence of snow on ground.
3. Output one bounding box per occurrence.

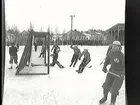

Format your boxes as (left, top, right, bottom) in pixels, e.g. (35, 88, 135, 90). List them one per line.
(3, 46, 125, 105)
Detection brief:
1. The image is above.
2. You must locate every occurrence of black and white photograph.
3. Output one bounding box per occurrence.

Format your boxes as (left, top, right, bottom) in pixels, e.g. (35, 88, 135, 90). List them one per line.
(2, 0, 126, 105)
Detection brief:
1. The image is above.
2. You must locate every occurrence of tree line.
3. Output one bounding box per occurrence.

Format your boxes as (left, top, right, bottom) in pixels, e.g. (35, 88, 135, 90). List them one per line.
(5, 23, 124, 46)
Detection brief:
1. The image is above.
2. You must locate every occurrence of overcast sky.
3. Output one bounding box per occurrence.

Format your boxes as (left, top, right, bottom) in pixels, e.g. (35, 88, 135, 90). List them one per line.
(5, 0, 125, 33)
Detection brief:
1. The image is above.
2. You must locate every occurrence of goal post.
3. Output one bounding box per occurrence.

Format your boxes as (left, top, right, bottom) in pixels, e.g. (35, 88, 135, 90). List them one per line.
(16, 31, 50, 75)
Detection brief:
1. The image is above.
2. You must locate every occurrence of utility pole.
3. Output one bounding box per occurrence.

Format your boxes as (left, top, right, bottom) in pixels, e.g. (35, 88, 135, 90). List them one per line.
(47, 28, 50, 75)
(70, 15, 75, 45)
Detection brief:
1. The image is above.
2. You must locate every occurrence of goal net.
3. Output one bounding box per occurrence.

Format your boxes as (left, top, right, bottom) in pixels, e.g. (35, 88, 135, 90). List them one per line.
(16, 31, 50, 75)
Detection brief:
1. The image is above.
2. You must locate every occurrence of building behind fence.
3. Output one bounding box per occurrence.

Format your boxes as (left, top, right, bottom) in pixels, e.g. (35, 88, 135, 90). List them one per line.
(6, 23, 125, 46)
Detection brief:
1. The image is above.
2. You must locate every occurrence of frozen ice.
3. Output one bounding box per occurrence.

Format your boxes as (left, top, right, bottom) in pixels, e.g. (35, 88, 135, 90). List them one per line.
(3, 46, 125, 105)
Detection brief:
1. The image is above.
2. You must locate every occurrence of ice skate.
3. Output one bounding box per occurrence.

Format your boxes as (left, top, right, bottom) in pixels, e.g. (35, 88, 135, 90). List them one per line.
(99, 97, 107, 104)
(16, 66, 18, 69)
(8, 67, 13, 69)
(109, 103, 114, 105)
(50, 64, 54, 67)
(76, 70, 79, 72)
(78, 70, 83, 73)
(60, 65, 64, 68)
(76, 70, 82, 73)
(57, 62, 64, 68)
(69, 64, 72, 67)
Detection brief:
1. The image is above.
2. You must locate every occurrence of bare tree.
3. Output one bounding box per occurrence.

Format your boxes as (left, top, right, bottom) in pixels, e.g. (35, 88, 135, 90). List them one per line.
(5, 21, 10, 45)
(62, 29, 66, 45)
(54, 26, 60, 34)
(40, 27, 44, 32)
(11, 24, 19, 32)
(47, 25, 50, 33)
(5, 21, 10, 31)
(29, 22, 34, 31)
(62, 29, 66, 34)
(8, 24, 20, 44)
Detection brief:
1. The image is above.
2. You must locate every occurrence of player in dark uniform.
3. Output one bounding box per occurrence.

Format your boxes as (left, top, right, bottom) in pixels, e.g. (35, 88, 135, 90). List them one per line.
(99, 41, 125, 105)
(16, 43, 19, 51)
(9, 43, 18, 69)
(34, 42, 37, 52)
(50, 47, 64, 68)
(39, 44, 46, 57)
(69, 45, 81, 67)
(76, 49, 91, 73)
(51, 43, 60, 54)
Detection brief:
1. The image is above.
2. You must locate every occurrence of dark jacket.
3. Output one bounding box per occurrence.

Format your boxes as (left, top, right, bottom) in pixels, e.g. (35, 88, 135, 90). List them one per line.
(9, 46, 18, 56)
(51, 45, 60, 54)
(104, 50, 125, 75)
(79, 50, 91, 63)
(70, 45, 81, 55)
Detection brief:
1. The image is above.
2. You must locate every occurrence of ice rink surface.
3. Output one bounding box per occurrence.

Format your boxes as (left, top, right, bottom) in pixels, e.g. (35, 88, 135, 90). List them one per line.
(3, 46, 125, 105)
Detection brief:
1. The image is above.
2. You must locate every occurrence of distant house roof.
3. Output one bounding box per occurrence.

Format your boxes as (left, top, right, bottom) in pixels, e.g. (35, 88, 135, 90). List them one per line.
(106, 23, 125, 32)
(6, 31, 16, 41)
(21, 30, 29, 36)
(32, 31, 48, 37)
(53, 34, 63, 37)
(83, 33, 91, 39)
(65, 30, 86, 37)
(6, 31, 14, 36)
(86, 29, 96, 35)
